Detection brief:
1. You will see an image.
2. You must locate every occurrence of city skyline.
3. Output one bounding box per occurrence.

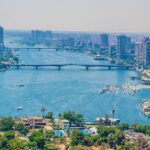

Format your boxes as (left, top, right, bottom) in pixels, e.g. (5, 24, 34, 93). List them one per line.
(0, 0, 150, 33)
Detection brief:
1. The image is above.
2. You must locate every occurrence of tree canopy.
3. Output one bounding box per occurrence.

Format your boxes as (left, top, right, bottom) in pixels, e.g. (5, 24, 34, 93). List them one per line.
(62, 111, 84, 126)
(0, 118, 15, 131)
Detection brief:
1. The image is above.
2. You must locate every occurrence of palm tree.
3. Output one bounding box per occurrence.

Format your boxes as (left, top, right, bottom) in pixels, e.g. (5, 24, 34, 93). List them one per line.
(105, 114, 108, 125)
(112, 109, 115, 125)
(41, 106, 47, 119)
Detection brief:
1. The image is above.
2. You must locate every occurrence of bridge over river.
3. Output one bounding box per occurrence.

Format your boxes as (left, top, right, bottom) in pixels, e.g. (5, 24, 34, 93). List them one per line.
(10, 47, 57, 51)
(5, 64, 136, 70)
(9, 47, 73, 51)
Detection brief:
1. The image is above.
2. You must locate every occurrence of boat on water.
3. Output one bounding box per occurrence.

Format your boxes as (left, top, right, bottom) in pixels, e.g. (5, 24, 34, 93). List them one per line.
(94, 54, 107, 60)
(17, 107, 23, 111)
(18, 85, 25, 87)
(99, 84, 120, 95)
(141, 100, 150, 117)
(99, 89, 107, 94)
(136, 67, 143, 72)
(130, 76, 141, 80)
(0, 68, 7, 72)
(99, 85, 112, 95)
(110, 60, 116, 64)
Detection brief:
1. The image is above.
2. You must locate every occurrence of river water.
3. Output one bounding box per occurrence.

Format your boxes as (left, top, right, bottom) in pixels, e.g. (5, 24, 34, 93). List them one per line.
(0, 35, 150, 125)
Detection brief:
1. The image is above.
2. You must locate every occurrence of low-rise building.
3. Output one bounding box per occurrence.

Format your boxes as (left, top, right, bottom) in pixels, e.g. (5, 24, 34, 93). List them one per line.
(141, 70, 150, 85)
(141, 100, 150, 117)
(88, 127, 98, 136)
(54, 119, 70, 131)
(96, 117, 120, 125)
(20, 117, 52, 129)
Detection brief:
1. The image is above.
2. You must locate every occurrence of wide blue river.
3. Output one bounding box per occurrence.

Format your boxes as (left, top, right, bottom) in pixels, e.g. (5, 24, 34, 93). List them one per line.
(0, 35, 150, 125)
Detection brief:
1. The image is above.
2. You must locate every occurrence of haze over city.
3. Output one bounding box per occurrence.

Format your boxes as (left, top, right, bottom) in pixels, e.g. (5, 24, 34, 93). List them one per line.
(0, 0, 150, 149)
(0, 0, 150, 33)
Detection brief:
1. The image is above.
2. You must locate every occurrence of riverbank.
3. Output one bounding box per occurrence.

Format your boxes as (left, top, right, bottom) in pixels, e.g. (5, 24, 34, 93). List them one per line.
(0, 112, 149, 150)
(0, 50, 148, 124)
(0, 49, 18, 71)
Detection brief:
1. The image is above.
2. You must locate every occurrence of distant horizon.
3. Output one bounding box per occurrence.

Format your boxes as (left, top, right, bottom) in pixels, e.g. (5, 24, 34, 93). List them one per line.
(1, 0, 150, 33)
(4, 28, 150, 35)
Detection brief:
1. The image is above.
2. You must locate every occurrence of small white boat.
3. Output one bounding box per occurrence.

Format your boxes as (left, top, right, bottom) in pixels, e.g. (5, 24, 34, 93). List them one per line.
(17, 107, 23, 111)
(94, 53, 107, 60)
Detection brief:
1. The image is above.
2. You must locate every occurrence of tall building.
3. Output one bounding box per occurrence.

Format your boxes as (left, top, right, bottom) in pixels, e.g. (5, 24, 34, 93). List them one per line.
(109, 45, 117, 57)
(0, 26, 4, 52)
(134, 43, 140, 63)
(100, 34, 109, 51)
(31, 30, 52, 43)
(45, 31, 52, 38)
(138, 37, 150, 66)
(100, 34, 109, 48)
(117, 35, 131, 59)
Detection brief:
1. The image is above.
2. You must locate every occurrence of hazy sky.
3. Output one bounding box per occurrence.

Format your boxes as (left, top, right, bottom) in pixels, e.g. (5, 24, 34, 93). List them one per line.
(0, 0, 149, 32)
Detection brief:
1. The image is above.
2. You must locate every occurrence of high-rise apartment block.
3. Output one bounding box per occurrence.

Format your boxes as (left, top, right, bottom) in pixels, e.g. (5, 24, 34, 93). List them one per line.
(100, 34, 109, 51)
(0, 26, 4, 52)
(138, 37, 150, 66)
(117, 35, 131, 59)
(31, 30, 52, 43)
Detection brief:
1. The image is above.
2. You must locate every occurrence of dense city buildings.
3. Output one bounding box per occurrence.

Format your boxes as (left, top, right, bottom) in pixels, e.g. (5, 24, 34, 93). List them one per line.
(28, 30, 150, 67)
(31, 30, 52, 44)
(117, 35, 131, 59)
(4, 28, 150, 67)
(100, 34, 109, 52)
(0, 26, 4, 52)
(138, 38, 150, 66)
(109, 45, 117, 57)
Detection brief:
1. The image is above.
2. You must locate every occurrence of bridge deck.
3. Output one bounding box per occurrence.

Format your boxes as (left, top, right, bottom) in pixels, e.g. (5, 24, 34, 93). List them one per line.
(6, 63, 135, 68)
(10, 47, 56, 50)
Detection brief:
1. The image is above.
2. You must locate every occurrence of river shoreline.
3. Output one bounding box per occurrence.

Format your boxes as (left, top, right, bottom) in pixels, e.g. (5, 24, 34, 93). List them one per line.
(0, 43, 149, 124)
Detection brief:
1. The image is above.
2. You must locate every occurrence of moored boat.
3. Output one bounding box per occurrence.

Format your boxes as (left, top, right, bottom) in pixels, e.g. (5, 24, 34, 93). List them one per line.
(110, 60, 116, 64)
(0, 68, 7, 72)
(141, 100, 150, 117)
(94, 54, 107, 60)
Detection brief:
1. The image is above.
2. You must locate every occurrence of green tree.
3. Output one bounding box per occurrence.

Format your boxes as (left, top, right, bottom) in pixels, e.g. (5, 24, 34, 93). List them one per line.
(45, 130, 55, 141)
(45, 112, 54, 120)
(0, 134, 8, 149)
(82, 135, 94, 146)
(97, 125, 125, 148)
(62, 111, 84, 126)
(29, 129, 46, 149)
(4, 131, 15, 140)
(115, 130, 125, 145)
(0, 118, 15, 131)
(97, 126, 116, 137)
(117, 123, 129, 131)
(101, 142, 109, 150)
(41, 107, 47, 119)
(107, 133, 117, 148)
(70, 129, 84, 146)
(69, 145, 93, 150)
(28, 141, 38, 150)
(131, 123, 148, 134)
(44, 143, 60, 150)
(15, 123, 29, 136)
(8, 138, 29, 150)
(123, 142, 137, 150)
